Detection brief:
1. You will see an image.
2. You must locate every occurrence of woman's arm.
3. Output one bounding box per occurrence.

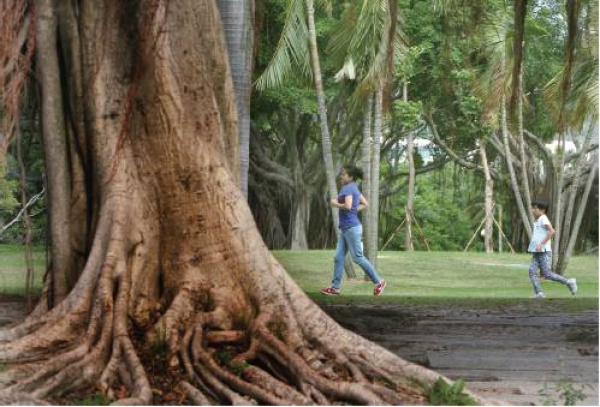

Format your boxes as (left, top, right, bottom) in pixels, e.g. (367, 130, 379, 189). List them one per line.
(358, 194, 368, 212)
(330, 195, 353, 210)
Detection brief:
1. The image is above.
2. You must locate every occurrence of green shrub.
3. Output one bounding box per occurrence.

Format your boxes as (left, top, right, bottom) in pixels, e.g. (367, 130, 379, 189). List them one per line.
(428, 378, 478, 405)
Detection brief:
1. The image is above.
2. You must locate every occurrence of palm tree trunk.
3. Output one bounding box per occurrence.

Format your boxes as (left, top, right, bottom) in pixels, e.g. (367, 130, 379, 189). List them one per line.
(516, 62, 534, 226)
(501, 91, 532, 239)
(362, 93, 374, 262)
(368, 87, 383, 266)
(551, 134, 567, 270)
(403, 83, 415, 251)
(217, 0, 254, 197)
(479, 139, 494, 253)
(306, 0, 356, 278)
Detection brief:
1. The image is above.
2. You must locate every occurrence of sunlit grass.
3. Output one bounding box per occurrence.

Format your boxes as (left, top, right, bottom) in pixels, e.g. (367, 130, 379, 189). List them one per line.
(273, 250, 599, 311)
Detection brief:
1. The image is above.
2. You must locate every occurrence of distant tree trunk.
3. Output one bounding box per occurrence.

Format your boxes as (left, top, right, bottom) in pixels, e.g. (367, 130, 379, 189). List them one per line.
(306, 0, 355, 277)
(217, 0, 254, 197)
(368, 87, 383, 266)
(403, 83, 415, 251)
(556, 126, 595, 273)
(500, 87, 531, 239)
(361, 93, 374, 262)
(558, 154, 598, 272)
(515, 61, 534, 227)
(551, 135, 567, 270)
(16, 127, 35, 309)
(479, 139, 494, 253)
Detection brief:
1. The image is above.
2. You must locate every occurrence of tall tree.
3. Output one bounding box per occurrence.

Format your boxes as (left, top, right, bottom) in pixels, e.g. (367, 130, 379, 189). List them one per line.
(256, 0, 358, 277)
(217, 0, 255, 197)
(1, 1, 477, 404)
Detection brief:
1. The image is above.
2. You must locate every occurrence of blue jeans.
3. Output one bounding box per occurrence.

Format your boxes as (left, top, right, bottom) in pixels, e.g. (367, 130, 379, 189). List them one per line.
(529, 251, 568, 294)
(332, 225, 382, 289)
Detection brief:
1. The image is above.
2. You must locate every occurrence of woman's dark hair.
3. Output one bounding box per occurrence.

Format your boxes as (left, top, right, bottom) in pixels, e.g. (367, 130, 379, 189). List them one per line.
(343, 164, 364, 180)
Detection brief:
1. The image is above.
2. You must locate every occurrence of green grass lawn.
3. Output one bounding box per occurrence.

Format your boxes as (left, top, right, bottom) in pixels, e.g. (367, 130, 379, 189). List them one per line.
(273, 250, 599, 311)
(1, 244, 597, 312)
(0, 244, 46, 296)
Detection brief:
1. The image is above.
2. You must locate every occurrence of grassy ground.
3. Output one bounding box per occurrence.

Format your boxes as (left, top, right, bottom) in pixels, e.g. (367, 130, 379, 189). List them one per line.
(0, 244, 46, 296)
(1, 245, 597, 311)
(273, 250, 599, 311)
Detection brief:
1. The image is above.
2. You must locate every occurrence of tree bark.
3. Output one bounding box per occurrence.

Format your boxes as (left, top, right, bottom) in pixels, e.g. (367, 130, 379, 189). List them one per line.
(2, 1, 490, 404)
(516, 61, 534, 227)
(217, 0, 254, 197)
(479, 139, 494, 253)
(35, 0, 74, 305)
(500, 91, 531, 239)
(403, 83, 415, 252)
(362, 93, 374, 262)
(367, 87, 384, 267)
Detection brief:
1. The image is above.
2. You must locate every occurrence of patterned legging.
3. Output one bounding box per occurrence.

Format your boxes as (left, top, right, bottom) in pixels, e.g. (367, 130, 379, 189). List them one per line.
(529, 251, 568, 294)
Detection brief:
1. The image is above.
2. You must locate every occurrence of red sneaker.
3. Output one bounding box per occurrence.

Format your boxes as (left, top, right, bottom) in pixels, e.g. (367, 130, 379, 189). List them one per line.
(374, 280, 386, 296)
(319, 287, 340, 295)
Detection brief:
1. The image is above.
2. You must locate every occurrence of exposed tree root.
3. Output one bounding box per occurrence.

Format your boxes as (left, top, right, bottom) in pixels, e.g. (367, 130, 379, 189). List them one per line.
(0, 217, 496, 406)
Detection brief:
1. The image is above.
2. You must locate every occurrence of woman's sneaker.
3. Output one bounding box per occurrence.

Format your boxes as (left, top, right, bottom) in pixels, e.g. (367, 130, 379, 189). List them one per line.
(567, 278, 578, 295)
(319, 287, 340, 295)
(374, 280, 386, 296)
(532, 292, 546, 299)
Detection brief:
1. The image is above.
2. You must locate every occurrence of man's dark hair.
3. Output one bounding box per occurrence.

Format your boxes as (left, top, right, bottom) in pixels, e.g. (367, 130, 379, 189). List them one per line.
(531, 198, 549, 211)
(342, 164, 364, 180)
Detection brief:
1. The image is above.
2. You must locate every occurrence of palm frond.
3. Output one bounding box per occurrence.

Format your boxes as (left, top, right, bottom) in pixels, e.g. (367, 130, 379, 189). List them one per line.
(255, 0, 311, 91)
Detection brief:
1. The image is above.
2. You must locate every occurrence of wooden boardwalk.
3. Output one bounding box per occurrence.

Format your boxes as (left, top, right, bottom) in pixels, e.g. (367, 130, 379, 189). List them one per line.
(324, 303, 599, 406)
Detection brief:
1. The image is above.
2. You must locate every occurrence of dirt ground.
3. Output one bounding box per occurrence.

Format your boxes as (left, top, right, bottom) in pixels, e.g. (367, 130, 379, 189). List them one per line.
(322, 302, 599, 406)
(1, 298, 598, 406)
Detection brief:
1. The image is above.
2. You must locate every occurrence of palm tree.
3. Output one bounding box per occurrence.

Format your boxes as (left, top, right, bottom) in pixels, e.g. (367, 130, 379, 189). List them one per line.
(328, 0, 404, 263)
(474, 4, 533, 239)
(217, 0, 255, 198)
(256, 0, 360, 277)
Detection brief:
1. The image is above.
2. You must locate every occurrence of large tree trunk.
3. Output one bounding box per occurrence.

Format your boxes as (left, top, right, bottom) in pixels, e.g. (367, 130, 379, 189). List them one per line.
(0, 1, 484, 404)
